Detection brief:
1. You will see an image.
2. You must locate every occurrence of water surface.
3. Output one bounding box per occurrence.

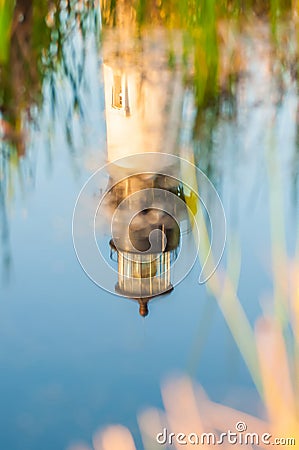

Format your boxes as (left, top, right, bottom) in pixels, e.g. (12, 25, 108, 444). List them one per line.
(0, 2, 298, 449)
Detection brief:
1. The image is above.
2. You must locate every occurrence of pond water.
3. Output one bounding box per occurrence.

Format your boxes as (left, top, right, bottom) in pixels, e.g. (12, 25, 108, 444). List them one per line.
(0, 2, 298, 450)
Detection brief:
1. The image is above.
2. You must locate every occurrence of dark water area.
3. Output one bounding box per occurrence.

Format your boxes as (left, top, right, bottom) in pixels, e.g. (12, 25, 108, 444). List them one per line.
(0, 1, 298, 449)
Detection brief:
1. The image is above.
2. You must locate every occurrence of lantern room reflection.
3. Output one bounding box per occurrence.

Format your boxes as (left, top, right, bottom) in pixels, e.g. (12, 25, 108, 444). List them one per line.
(108, 174, 184, 316)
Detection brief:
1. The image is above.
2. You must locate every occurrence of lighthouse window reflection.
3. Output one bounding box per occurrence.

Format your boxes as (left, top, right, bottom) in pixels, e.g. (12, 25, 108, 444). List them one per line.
(112, 74, 123, 109)
(111, 72, 130, 115)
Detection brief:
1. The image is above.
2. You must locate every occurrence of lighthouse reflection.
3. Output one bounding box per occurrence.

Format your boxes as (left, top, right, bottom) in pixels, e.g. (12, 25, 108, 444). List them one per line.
(101, 9, 191, 316)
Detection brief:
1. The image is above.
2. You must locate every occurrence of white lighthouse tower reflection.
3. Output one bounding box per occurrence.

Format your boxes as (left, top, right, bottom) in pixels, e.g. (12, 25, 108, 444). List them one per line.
(101, 15, 193, 316)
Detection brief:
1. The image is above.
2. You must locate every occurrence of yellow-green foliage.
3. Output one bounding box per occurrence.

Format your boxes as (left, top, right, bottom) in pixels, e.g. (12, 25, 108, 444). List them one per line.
(0, 0, 15, 63)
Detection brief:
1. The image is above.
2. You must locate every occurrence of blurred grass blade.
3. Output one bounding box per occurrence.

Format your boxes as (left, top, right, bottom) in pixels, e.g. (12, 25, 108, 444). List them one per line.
(0, 0, 15, 63)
